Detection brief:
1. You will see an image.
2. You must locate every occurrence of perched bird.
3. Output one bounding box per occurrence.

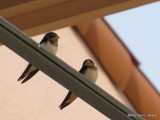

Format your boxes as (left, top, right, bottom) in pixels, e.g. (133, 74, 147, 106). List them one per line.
(59, 59, 98, 110)
(17, 32, 59, 84)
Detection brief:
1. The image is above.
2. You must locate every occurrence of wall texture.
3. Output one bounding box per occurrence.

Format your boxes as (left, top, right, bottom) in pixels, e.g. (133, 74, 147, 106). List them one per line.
(0, 27, 133, 120)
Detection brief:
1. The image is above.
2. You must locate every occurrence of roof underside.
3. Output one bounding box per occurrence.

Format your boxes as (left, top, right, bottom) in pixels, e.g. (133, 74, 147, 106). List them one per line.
(0, 0, 157, 35)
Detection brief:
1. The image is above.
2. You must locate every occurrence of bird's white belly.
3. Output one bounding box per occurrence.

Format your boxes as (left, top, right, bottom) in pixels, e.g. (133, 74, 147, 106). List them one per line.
(43, 42, 57, 55)
(85, 69, 98, 83)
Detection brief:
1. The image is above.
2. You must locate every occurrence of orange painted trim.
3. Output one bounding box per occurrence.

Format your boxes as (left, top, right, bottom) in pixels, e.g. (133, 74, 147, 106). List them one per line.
(102, 19, 140, 66)
(75, 18, 160, 120)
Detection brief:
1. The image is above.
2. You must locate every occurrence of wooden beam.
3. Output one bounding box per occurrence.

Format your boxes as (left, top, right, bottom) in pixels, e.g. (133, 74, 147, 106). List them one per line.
(0, 0, 158, 36)
(0, 0, 32, 10)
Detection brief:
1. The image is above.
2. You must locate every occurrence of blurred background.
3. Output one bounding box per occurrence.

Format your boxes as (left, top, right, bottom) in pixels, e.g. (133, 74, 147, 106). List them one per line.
(0, 0, 159, 120)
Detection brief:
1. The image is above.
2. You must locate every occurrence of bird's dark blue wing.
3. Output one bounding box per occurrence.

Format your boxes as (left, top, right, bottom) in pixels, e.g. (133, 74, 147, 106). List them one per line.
(17, 64, 32, 81)
(21, 69, 39, 84)
(40, 37, 48, 44)
(59, 66, 89, 110)
(59, 91, 72, 110)
(79, 66, 89, 74)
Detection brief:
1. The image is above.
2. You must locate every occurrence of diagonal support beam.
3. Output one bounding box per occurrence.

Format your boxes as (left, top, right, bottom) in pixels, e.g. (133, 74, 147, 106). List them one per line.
(0, 17, 144, 120)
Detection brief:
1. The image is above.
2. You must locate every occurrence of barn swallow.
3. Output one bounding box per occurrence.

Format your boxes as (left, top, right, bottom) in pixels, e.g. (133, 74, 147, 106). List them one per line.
(17, 32, 59, 84)
(59, 59, 98, 110)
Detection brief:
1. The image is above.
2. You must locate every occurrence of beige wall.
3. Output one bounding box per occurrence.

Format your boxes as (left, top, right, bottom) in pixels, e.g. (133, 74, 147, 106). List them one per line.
(0, 27, 134, 120)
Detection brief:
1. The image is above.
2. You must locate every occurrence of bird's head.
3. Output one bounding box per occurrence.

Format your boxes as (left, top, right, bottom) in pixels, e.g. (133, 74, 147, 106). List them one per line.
(82, 59, 95, 67)
(44, 32, 60, 45)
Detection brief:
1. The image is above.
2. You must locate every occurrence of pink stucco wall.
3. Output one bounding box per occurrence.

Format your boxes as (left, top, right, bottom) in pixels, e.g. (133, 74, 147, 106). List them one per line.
(0, 27, 134, 120)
